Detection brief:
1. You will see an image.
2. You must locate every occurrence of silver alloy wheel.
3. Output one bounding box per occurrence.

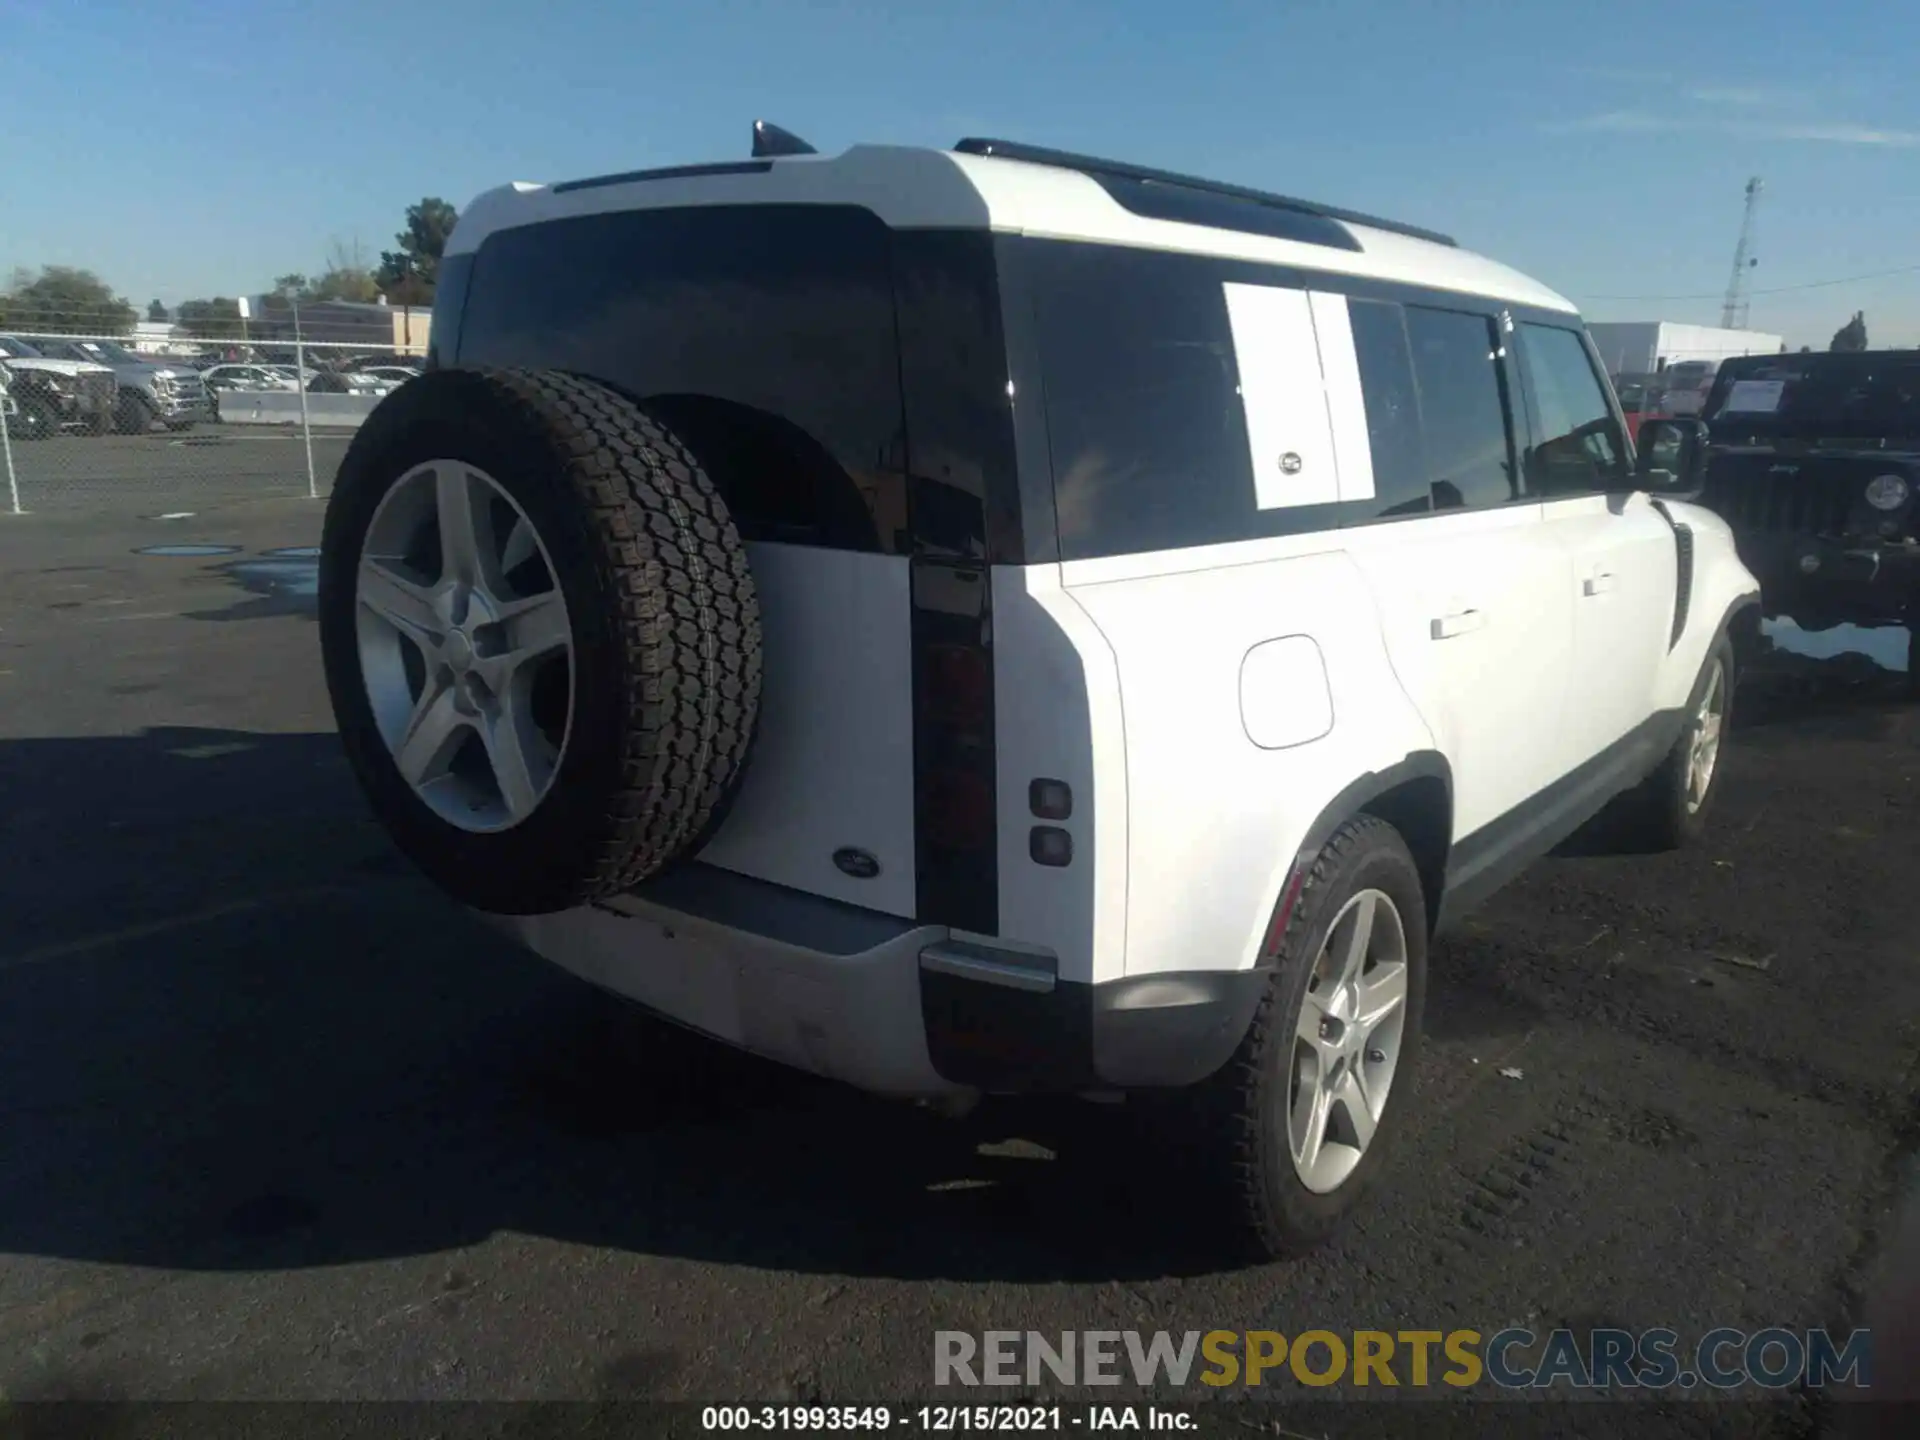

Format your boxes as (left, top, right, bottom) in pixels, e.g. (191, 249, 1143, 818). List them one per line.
(355, 460, 574, 833)
(1686, 658, 1728, 815)
(1288, 888, 1410, 1195)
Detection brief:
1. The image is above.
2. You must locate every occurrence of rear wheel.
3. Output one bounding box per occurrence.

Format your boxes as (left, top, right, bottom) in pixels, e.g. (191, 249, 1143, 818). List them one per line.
(319, 367, 762, 915)
(1182, 816, 1429, 1260)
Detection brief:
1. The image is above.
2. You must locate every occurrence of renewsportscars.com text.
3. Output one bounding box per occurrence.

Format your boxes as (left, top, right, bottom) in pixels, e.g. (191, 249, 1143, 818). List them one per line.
(934, 1328, 1872, 1391)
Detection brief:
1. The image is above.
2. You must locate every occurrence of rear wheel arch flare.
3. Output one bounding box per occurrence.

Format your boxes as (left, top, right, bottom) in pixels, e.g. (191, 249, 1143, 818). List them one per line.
(1276, 754, 1454, 949)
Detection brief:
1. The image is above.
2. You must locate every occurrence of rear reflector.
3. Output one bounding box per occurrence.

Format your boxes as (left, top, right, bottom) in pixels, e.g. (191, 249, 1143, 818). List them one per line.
(1263, 864, 1308, 958)
(1028, 778, 1072, 820)
(1029, 826, 1073, 867)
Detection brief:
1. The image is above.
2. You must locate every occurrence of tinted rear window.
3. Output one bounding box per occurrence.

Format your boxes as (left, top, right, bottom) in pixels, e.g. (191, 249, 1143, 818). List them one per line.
(1706, 355, 1920, 439)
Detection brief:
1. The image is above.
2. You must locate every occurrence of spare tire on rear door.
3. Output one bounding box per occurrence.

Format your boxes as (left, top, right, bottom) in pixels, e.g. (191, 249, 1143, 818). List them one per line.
(318, 367, 762, 916)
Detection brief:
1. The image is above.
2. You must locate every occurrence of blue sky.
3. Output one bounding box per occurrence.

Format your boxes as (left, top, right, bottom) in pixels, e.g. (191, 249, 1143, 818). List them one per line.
(3, 0, 1916, 349)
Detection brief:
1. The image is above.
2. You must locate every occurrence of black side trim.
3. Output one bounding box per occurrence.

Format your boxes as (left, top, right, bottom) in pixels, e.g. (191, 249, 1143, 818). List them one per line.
(1437, 707, 1686, 932)
(551, 160, 773, 194)
(918, 967, 1272, 1092)
(614, 861, 920, 957)
(1671, 523, 1696, 649)
(1647, 497, 1696, 651)
(953, 137, 1459, 248)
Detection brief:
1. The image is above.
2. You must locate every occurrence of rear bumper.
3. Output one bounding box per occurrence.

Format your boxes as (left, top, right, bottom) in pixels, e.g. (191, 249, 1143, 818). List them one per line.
(490, 864, 1265, 1099)
(1738, 532, 1920, 625)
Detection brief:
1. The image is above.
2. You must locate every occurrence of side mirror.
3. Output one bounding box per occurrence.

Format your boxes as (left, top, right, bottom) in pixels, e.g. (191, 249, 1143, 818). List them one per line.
(1635, 417, 1709, 492)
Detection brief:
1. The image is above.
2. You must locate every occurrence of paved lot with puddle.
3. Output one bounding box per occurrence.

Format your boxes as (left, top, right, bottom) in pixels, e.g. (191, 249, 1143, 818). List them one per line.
(0, 497, 1914, 1431)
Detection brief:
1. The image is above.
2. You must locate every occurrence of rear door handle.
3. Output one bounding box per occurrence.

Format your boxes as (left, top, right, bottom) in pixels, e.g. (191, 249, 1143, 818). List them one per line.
(1430, 609, 1485, 640)
(1582, 571, 1616, 596)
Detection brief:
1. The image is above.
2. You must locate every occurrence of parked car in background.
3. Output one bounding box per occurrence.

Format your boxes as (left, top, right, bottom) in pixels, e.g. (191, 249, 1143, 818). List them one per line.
(342, 354, 424, 375)
(357, 366, 419, 388)
(0, 363, 43, 440)
(305, 369, 398, 396)
(30, 338, 213, 433)
(1660, 360, 1718, 418)
(0, 335, 117, 435)
(1613, 374, 1659, 443)
(1692, 349, 1920, 687)
(201, 364, 293, 394)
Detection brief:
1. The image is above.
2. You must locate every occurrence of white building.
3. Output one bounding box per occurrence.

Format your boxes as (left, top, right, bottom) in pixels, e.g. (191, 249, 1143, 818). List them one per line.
(130, 319, 191, 355)
(1585, 321, 1783, 378)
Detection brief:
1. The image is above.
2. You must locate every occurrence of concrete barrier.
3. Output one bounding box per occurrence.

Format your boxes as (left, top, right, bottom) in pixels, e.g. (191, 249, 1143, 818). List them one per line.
(214, 392, 383, 429)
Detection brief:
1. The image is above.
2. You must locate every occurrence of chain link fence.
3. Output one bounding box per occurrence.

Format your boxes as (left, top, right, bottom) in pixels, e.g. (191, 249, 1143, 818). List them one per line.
(0, 320, 427, 515)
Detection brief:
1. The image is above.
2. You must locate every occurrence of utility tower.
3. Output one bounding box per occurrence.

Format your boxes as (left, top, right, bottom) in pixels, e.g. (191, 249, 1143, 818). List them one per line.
(1720, 176, 1763, 329)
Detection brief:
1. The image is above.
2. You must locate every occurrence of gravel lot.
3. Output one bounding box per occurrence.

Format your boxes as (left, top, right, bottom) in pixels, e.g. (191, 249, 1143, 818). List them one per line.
(0, 497, 1915, 1433)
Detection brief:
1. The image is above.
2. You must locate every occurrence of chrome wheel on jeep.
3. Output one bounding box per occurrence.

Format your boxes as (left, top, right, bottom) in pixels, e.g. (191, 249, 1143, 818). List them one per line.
(356, 461, 575, 834)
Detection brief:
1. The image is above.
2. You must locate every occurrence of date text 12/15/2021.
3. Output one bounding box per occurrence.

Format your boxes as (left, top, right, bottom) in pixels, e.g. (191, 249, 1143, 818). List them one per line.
(701, 1406, 1195, 1431)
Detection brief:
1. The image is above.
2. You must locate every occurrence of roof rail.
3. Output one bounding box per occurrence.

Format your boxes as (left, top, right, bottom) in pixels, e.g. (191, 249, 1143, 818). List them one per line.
(952, 137, 1458, 249)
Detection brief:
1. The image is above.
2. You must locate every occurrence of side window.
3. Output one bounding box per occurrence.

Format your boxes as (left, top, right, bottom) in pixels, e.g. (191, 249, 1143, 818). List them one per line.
(1518, 324, 1630, 496)
(1027, 241, 1278, 561)
(1403, 306, 1518, 511)
(1347, 299, 1430, 518)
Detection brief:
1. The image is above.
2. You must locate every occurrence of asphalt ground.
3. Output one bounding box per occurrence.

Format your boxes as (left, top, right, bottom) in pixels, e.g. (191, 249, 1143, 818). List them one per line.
(0, 497, 1916, 1435)
(0, 427, 354, 511)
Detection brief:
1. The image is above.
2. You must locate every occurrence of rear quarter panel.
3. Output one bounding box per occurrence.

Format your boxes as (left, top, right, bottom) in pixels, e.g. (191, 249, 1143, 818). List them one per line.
(1058, 539, 1437, 981)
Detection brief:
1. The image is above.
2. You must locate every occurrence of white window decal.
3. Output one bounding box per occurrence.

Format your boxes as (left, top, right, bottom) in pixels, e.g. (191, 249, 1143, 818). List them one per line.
(1306, 291, 1377, 503)
(1223, 282, 1340, 509)
(1721, 379, 1786, 414)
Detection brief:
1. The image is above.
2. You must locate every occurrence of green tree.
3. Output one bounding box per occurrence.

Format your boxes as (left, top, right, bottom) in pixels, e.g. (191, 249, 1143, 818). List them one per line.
(176, 298, 245, 340)
(0, 265, 137, 334)
(375, 197, 458, 303)
(146, 299, 168, 323)
(307, 266, 379, 304)
(1830, 311, 1869, 352)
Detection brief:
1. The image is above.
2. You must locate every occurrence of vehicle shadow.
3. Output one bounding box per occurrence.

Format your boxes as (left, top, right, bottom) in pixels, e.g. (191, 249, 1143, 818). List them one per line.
(0, 726, 1246, 1285)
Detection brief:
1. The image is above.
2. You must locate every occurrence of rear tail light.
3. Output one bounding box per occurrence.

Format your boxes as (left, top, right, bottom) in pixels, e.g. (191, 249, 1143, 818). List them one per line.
(926, 644, 992, 727)
(924, 769, 995, 850)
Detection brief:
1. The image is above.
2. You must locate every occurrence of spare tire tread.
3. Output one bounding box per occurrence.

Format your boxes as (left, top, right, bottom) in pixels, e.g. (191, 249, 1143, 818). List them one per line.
(320, 365, 762, 914)
(484, 369, 762, 894)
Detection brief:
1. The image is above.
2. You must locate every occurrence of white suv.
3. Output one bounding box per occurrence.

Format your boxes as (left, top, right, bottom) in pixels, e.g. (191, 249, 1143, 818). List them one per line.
(317, 127, 1760, 1260)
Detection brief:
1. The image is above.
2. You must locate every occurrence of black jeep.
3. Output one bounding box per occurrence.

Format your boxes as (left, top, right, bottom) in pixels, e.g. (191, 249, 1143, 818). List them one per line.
(1693, 349, 1919, 684)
